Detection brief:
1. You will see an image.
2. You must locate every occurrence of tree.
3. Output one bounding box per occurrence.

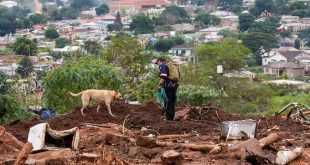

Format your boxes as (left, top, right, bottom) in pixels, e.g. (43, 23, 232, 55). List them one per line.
(194, 13, 221, 29)
(16, 56, 33, 78)
(113, 12, 123, 31)
(0, 18, 15, 37)
(11, 37, 38, 56)
(29, 14, 48, 25)
(45, 28, 60, 40)
(129, 14, 154, 34)
(249, 17, 281, 34)
(95, 3, 109, 16)
(83, 40, 102, 55)
(241, 32, 279, 65)
(195, 38, 250, 91)
(298, 28, 310, 46)
(107, 24, 114, 32)
(55, 37, 71, 48)
(238, 13, 255, 32)
(155, 39, 175, 52)
(0, 71, 9, 94)
(43, 57, 124, 113)
(0, 7, 17, 37)
(70, 0, 96, 11)
(218, 0, 243, 13)
(157, 5, 189, 25)
(154, 37, 185, 52)
(103, 34, 149, 80)
(218, 29, 238, 38)
(295, 39, 300, 49)
(250, 0, 276, 16)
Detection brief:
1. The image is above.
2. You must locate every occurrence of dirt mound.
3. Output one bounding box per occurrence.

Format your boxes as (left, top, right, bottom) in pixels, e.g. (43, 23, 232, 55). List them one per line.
(3, 102, 309, 143)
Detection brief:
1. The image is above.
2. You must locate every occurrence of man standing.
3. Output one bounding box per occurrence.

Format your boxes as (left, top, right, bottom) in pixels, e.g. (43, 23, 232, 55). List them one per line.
(155, 57, 179, 121)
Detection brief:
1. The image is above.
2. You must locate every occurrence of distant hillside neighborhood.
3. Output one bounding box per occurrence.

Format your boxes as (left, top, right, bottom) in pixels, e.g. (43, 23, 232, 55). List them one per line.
(0, 0, 309, 86)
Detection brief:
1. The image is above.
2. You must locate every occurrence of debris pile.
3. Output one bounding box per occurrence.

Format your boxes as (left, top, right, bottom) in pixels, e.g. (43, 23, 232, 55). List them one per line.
(1, 102, 310, 164)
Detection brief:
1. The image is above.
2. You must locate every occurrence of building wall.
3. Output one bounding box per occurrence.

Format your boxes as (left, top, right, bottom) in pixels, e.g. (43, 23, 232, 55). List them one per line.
(262, 53, 287, 65)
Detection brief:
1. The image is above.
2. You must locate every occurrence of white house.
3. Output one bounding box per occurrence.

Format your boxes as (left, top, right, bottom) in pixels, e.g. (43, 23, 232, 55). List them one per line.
(262, 47, 304, 65)
(53, 46, 81, 53)
(0, 1, 17, 8)
(169, 45, 195, 63)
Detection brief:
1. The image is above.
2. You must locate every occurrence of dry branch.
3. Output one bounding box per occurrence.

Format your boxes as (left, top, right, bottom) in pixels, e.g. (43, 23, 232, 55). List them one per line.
(259, 133, 281, 148)
(157, 134, 190, 140)
(14, 143, 33, 165)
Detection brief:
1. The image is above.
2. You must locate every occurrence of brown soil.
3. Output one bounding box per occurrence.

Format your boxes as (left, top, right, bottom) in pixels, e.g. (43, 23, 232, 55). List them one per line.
(3, 102, 308, 143)
(2, 102, 310, 164)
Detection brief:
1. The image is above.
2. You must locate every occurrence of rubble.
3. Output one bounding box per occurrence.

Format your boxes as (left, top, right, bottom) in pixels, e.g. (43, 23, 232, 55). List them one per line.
(1, 102, 309, 164)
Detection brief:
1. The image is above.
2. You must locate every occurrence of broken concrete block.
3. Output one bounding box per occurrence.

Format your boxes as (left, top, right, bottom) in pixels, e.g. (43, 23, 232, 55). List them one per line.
(105, 132, 129, 146)
(276, 147, 304, 165)
(136, 135, 156, 148)
(161, 150, 183, 165)
(128, 147, 141, 158)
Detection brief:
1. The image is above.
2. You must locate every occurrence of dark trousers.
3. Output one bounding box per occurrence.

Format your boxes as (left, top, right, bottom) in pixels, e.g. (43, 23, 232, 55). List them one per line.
(164, 85, 178, 120)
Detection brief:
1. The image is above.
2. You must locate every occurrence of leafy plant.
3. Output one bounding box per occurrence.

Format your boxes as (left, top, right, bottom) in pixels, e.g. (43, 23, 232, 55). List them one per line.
(177, 85, 220, 106)
(42, 57, 124, 113)
(0, 94, 33, 124)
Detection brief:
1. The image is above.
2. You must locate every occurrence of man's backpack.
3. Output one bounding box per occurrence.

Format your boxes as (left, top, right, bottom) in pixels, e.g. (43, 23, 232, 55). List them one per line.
(168, 62, 180, 82)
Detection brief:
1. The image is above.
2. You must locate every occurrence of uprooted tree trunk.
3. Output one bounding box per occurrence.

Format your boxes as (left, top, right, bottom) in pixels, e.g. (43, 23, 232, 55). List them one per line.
(156, 141, 221, 153)
(228, 133, 281, 164)
(14, 143, 33, 165)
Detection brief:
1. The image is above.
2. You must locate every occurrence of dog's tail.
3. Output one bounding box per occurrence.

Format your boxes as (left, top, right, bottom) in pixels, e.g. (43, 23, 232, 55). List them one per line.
(69, 91, 82, 97)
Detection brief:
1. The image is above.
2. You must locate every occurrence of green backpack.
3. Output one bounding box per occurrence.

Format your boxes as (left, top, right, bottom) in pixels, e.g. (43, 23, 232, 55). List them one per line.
(168, 62, 180, 82)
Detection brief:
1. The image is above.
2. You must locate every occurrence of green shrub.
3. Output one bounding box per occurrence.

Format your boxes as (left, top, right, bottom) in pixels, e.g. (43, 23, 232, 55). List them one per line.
(0, 94, 33, 124)
(177, 85, 220, 106)
(42, 57, 124, 113)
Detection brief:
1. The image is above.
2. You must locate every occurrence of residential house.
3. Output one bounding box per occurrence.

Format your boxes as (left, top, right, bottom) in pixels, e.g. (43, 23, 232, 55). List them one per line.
(107, 0, 170, 14)
(284, 23, 310, 33)
(195, 27, 225, 42)
(300, 18, 310, 24)
(243, 0, 255, 10)
(171, 23, 195, 32)
(33, 62, 55, 72)
(169, 45, 195, 63)
(53, 46, 81, 53)
(0, 55, 19, 76)
(264, 61, 305, 78)
(262, 47, 302, 65)
(295, 53, 310, 73)
(220, 15, 239, 27)
(154, 31, 175, 39)
(81, 7, 97, 17)
(281, 15, 300, 24)
(0, 1, 17, 8)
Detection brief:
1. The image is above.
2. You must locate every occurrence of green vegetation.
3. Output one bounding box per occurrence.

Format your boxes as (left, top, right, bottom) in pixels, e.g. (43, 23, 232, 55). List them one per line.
(42, 57, 124, 113)
(10, 37, 38, 56)
(95, 3, 109, 16)
(55, 38, 71, 48)
(218, 0, 243, 14)
(44, 28, 60, 41)
(154, 37, 185, 52)
(194, 12, 221, 29)
(29, 14, 48, 25)
(83, 40, 102, 55)
(130, 14, 154, 34)
(0, 71, 33, 124)
(158, 5, 189, 25)
(16, 57, 33, 78)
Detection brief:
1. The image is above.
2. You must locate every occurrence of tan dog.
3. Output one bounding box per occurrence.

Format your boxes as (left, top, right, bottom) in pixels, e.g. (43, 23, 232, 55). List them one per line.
(69, 89, 123, 117)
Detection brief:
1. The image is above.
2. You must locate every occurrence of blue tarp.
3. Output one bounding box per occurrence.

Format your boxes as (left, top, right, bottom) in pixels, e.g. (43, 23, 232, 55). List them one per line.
(39, 108, 56, 120)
